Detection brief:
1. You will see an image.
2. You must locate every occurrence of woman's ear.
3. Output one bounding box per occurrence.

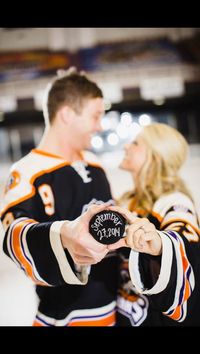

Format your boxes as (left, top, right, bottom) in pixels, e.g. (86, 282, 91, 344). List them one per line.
(59, 105, 75, 125)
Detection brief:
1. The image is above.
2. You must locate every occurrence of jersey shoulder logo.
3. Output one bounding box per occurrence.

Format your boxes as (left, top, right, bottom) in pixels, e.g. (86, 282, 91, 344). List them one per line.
(4, 171, 21, 194)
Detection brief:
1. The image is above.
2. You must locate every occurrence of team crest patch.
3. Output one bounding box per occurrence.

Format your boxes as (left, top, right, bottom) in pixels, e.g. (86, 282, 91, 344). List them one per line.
(117, 258, 149, 326)
(5, 171, 20, 193)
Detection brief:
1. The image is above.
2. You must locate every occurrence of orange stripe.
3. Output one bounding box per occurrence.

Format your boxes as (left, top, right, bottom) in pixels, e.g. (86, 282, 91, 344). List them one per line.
(12, 220, 46, 286)
(85, 161, 103, 169)
(179, 242, 191, 301)
(81, 151, 103, 169)
(180, 242, 189, 273)
(32, 320, 44, 327)
(68, 312, 115, 326)
(34, 149, 103, 169)
(128, 208, 146, 216)
(119, 289, 139, 302)
(32, 149, 65, 159)
(168, 304, 182, 320)
(161, 218, 200, 236)
(33, 149, 103, 169)
(151, 210, 163, 223)
(1, 151, 104, 217)
(167, 241, 191, 321)
(184, 279, 190, 301)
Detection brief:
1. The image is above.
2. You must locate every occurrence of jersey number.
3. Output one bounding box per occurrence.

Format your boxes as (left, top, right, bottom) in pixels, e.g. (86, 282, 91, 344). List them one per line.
(38, 184, 55, 216)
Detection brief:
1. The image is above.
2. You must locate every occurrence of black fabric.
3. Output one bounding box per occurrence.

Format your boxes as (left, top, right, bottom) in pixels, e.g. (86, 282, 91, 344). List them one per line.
(1, 152, 118, 323)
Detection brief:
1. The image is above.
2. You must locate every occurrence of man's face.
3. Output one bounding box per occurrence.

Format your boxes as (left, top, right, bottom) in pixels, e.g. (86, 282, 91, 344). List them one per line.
(69, 97, 104, 150)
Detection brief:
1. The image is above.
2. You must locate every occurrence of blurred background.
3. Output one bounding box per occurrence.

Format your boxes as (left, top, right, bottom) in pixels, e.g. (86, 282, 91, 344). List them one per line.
(0, 27, 200, 325)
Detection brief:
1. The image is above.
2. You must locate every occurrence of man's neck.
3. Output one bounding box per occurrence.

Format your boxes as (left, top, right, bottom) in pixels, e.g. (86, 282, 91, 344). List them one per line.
(37, 127, 82, 163)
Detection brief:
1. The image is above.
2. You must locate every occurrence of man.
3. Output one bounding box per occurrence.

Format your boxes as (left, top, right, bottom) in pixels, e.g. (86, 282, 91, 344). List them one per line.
(0, 67, 118, 326)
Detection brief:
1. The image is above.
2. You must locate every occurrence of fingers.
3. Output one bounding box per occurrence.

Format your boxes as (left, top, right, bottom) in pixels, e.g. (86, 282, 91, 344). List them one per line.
(107, 205, 137, 224)
(125, 223, 161, 255)
(84, 203, 109, 221)
(125, 218, 156, 250)
(126, 218, 155, 235)
(80, 231, 108, 252)
(76, 244, 108, 259)
(72, 255, 97, 265)
(61, 220, 108, 257)
(107, 238, 128, 251)
(126, 225, 143, 249)
(72, 247, 109, 265)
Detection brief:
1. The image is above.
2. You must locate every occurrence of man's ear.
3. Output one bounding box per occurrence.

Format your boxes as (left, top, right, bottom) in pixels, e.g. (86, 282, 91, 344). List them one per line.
(59, 105, 75, 125)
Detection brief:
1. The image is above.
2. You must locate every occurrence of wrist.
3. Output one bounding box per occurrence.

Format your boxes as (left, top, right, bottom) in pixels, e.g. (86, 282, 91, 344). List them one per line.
(156, 232, 162, 255)
(60, 220, 70, 249)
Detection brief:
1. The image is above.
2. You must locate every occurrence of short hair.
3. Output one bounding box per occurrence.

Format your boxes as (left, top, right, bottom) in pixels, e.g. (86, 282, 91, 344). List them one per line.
(43, 67, 103, 125)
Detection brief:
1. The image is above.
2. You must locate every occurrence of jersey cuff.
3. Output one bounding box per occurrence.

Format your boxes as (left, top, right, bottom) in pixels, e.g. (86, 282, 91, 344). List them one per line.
(128, 231, 173, 295)
(49, 221, 88, 285)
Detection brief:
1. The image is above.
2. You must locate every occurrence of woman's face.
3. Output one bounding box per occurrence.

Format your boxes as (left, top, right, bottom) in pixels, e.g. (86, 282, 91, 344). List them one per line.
(120, 135, 147, 176)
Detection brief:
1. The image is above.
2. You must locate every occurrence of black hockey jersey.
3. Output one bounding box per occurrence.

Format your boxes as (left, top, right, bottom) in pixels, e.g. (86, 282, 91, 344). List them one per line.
(117, 192, 200, 326)
(0, 149, 118, 326)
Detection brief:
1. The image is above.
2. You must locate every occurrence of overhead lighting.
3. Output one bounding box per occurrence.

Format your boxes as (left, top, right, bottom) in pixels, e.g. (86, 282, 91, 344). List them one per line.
(116, 123, 129, 139)
(138, 114, 152, 126)
(140, 77, 185, 100)
(129, 122, 142, 140)
(104, 100, 112, 111)
(0, 96, 17, 112)
(101, 116, 112, 130)
(153, 98, 165, 106)
(107, 132, 119, 146)
(91, 135, 104, 150)
(99, 82, 123, 104)
(120, 112, 132, 126)
(0, 111, 5, 122)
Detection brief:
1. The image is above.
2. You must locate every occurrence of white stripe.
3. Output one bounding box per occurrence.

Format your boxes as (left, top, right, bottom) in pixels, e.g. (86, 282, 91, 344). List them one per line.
(161, 211, 198, 228)
(128, 251, 142, 289)
(163, 231, 195, 319)
(153, 192, 195, 219)
(162, 221, 199, 242)
(180, 301, 187, 322)
(36, 300, 116, 326)
(128, 231, 173, 295)
(163, 231, 185, 314)
(49, 221, 89, 285)
(21, 222, 50, 285)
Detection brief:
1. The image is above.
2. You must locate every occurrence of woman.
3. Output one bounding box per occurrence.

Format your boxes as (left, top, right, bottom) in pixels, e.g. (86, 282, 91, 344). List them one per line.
(109, 123, 200, 326)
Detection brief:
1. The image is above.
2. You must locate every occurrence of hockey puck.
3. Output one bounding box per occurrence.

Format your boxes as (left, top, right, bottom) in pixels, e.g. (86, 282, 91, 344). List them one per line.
(89, 210, 126, 245)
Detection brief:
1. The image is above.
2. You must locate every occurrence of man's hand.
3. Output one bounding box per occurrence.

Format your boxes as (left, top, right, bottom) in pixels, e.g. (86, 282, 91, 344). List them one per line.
(60, 204, 109, 265)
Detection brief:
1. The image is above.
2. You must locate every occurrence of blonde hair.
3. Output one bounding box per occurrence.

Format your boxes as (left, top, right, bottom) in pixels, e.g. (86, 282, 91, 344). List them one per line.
(120, 123, 193, 215)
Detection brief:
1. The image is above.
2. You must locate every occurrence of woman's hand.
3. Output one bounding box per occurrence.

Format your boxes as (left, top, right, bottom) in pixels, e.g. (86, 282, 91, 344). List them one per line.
(107, 206, 162, 256)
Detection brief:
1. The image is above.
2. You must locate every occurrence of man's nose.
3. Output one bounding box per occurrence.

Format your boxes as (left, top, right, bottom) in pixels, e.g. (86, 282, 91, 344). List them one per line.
(96, 120, 103, 132)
